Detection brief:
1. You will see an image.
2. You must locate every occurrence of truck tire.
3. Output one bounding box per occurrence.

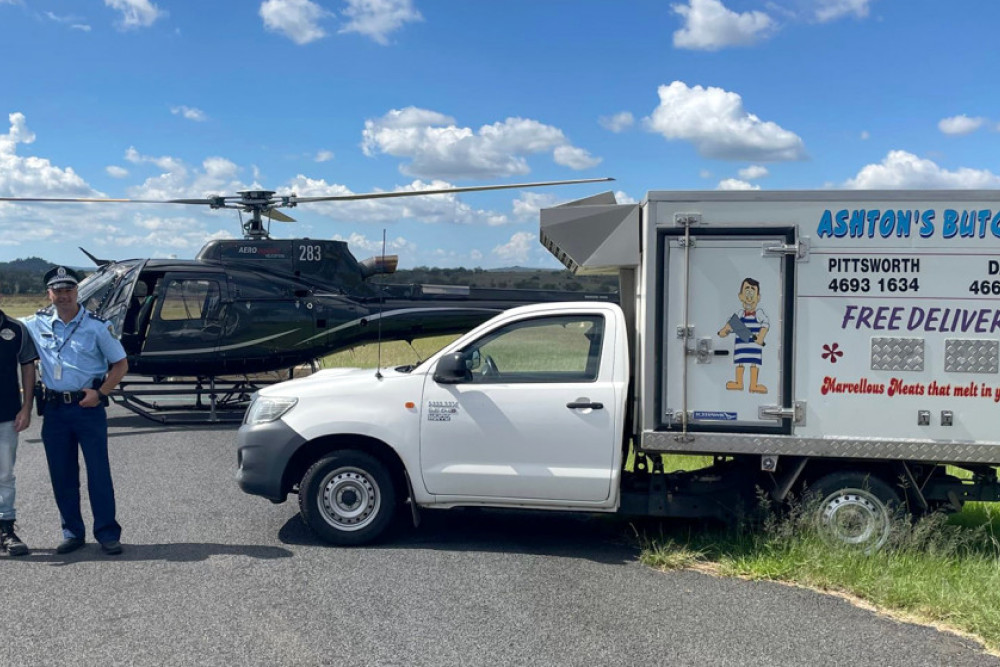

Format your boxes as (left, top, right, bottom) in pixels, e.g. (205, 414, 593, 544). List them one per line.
(298, 451, 397, 546)
(811, 471, 901, 552)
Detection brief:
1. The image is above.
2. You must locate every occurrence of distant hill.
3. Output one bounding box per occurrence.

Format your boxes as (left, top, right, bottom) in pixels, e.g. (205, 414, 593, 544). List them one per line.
(0, 257, 58, 294)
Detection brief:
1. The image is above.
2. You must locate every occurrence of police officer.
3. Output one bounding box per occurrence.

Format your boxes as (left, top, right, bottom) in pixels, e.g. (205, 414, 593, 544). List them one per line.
(24, 266, 129, 555)
(0, 293, 38, 556)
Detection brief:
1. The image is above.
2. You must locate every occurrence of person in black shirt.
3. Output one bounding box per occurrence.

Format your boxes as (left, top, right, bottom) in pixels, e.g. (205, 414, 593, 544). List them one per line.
(0, 301, 38, 556)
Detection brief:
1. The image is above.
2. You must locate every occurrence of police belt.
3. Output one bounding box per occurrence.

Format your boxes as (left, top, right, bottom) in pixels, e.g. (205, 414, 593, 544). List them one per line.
(43, 389, 90, 404)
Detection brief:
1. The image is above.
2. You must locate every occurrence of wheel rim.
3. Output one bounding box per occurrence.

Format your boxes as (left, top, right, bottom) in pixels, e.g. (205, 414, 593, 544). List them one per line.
(318, 466, 381, 532)
(817, 488, 891, 550)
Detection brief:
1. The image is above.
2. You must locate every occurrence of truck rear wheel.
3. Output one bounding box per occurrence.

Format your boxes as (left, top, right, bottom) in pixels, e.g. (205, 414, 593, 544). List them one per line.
(811, 471, 901, 552)
(299, 451, 396, 546)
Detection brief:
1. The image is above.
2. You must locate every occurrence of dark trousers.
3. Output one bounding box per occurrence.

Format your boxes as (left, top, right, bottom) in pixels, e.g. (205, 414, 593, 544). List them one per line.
(41, 403, 122, 543)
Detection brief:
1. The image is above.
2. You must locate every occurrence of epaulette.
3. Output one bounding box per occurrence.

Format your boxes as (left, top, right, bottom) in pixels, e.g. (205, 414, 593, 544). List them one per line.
(87, 311, 108, 323)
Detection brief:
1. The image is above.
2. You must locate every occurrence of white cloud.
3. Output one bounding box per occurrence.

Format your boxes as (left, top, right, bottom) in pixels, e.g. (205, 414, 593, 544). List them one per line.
(72, 24, 92, 31)
(599, 112, 635, 133)
(106, 165, 129, 178)
(339, 0, 422, 45)
(260, 0, 331, 45)
(738, 164, 768, 180)
(108, 214, 234, 252)
(614, 190, 637, 205)
(283, 175, 510, 226)
(814, 0, 871, 22)
(492, 231, 537, 264)
(672, 0, 775, 51)
(104, 0, 164, 30)
(124, 148, 246, 200)
(860, 130, 870, 140)
(843, 150, 1000, 189)
(332, 232, 416, 256)
(315, 149, 335, 162)
(553, 145, 601, 170)
(362, 106, 601, 179)
(512, 192, 560, 221)
(643, 81, 806, 161)
(0, 113, 96, 198)
(171, 105, 208, 122)
(938, 114, 987, 136)
(717, 178, 759, 190)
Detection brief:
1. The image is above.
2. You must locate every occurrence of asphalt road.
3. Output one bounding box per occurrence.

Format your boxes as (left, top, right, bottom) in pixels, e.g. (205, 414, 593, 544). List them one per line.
(0, 404, 996, 667)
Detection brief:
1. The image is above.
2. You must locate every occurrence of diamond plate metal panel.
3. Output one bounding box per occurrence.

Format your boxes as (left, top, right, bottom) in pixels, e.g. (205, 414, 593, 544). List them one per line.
(945, 339, 999, 374)
(641, 431, 1000, 464)
(871, 337, 924, 371)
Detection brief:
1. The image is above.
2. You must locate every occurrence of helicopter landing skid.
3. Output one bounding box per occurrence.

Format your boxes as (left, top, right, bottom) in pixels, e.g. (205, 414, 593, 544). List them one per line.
(112, 376, 275, 425)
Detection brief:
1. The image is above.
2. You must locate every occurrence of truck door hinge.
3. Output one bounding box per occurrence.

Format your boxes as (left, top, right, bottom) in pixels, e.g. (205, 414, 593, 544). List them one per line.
(673, 212, 702, 227)
(758, 401, 806, 426)
(762, 237, 809, 260)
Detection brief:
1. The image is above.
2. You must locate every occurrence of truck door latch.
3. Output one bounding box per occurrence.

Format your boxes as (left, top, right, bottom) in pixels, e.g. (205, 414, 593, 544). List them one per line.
(762, 238, 810, 260)
(758, 401, 806, 426)
(566, 401, 604, 410)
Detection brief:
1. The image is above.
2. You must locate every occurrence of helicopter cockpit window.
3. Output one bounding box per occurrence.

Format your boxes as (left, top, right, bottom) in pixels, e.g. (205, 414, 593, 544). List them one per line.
(159, 280, 222, 322)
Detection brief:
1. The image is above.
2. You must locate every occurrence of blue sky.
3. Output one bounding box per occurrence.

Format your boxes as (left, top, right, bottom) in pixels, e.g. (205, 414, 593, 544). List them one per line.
(1, 0, 999, 269)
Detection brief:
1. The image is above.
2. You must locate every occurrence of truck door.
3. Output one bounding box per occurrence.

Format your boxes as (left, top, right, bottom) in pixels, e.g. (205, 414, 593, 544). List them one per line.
(661, 227, 797, 434)
(419, 308, 620, 502)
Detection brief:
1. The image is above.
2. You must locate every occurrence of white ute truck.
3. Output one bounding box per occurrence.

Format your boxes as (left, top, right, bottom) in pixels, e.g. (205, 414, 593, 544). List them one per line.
(236, 190, 1000, 548)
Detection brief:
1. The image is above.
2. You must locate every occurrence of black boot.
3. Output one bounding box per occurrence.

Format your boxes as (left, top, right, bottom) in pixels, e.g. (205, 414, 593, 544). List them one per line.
(0, 520, 29, 556)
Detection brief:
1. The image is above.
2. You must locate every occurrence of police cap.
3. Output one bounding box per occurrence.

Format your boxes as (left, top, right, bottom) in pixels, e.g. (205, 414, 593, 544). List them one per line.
(44, 266, 81, 290)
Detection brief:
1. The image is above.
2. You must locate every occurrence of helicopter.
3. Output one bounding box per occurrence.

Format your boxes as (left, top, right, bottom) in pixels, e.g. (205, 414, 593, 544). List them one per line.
(1, 178, 618, 423)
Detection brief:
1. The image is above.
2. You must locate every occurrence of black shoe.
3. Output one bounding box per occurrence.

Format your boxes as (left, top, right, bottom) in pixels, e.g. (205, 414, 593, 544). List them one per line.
(56, 537, 85, 554)
(0, 521, 29, 557)
(99, 540, 123, 555)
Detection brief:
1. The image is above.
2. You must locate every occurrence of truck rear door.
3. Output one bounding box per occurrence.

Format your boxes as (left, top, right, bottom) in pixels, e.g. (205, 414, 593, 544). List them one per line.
(418, 305, 623, 502)
(660, 227, 798, 434)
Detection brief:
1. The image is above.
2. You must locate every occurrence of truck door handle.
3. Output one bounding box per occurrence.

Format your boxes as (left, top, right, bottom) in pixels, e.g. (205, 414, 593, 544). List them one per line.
(566, 401, 603, 410)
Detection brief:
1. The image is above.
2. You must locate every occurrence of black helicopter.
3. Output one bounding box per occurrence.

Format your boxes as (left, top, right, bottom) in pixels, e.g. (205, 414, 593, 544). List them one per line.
(3, 179, 617, 422)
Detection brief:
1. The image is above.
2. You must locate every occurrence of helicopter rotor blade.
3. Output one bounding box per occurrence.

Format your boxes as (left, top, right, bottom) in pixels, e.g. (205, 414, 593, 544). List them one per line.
(289, 177, 615, 204)
(0, 196, 220, 205)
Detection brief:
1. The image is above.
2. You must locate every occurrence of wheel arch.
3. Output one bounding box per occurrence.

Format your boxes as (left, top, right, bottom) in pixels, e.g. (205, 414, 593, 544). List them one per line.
(282, 433, 408, 502)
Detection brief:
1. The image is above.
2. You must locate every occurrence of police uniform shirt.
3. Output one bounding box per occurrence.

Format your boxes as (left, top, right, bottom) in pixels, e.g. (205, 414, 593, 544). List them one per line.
(0, 309, 38, 422)
(24, 307, 126, 393)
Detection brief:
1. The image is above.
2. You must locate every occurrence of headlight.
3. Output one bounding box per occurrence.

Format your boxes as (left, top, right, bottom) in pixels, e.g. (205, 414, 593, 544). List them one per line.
(244, 396, 298, 425)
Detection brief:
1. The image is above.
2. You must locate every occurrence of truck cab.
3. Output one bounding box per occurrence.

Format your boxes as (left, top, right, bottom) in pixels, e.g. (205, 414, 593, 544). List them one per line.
(236, 301, 629, 544)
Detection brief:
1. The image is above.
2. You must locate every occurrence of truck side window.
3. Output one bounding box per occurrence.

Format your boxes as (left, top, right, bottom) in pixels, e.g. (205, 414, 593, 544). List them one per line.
(463, 314, 604, 384)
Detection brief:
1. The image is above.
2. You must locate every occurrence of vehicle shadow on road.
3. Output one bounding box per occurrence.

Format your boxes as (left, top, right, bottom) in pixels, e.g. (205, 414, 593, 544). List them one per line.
(277, 507, 640, 565)
(5, 542, 293, 565)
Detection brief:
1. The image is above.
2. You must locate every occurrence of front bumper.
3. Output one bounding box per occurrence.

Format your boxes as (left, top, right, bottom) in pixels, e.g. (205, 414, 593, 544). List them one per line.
(235, 419, 306, 502)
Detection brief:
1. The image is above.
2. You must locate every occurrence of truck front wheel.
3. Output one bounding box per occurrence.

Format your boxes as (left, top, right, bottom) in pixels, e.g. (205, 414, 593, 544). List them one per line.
(811, 471, 901, 552)
(299, 451, 397, 545)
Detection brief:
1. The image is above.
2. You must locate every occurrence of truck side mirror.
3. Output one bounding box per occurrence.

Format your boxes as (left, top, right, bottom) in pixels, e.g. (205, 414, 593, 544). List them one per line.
(433, 352, 471, 384)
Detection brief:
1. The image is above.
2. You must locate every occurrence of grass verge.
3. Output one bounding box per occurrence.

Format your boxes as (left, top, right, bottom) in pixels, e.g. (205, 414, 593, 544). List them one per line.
(639, 496, 1000, 653)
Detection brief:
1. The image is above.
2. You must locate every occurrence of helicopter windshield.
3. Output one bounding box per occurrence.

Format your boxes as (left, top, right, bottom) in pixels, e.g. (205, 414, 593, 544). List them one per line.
(76, 260, 146, 336)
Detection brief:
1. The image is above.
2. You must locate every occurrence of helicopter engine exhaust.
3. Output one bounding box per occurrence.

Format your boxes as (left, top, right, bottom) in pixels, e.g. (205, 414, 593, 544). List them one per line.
(359, 254, 399, 278)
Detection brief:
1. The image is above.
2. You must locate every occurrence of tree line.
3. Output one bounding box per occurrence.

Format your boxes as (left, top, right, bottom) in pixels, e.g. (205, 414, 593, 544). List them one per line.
(379, 266, 620, 293)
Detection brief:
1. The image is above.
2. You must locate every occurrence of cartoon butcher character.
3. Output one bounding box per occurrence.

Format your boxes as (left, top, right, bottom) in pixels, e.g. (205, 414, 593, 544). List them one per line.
(717, 277, 769, 394)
